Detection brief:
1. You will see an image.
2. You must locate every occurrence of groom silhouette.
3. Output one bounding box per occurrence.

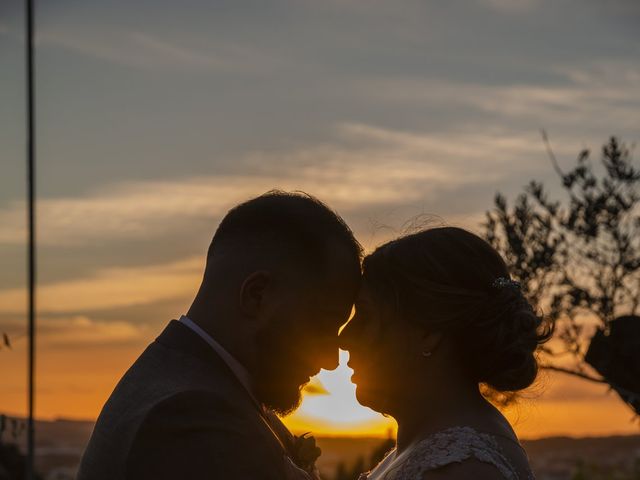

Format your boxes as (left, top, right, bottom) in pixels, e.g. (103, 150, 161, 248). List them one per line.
(77, 191, 362, 480)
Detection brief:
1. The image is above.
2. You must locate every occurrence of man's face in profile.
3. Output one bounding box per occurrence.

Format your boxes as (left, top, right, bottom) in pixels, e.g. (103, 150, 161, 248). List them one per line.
(251, 262, 359, 415)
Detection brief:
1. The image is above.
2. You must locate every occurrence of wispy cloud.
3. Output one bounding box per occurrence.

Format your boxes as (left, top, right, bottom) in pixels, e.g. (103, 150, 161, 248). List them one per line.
(0, 124, 544, 247)
(0, 122, 546, 324)
(479, 0, 539, 13)
(337, 123, 544, 163)
(38, 315, 147, 346)
(0, 256, 202, 314)
(0, 172, 420, 246)
(358, 61, 640, 131)
(36, 29, 277, 73)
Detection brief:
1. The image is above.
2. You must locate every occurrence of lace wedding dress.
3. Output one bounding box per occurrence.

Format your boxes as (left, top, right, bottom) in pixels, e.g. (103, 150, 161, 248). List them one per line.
(358, 426, 535, 480)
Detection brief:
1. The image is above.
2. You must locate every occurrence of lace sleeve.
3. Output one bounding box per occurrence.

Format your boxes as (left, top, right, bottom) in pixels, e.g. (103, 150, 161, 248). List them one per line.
(384, 427, 523, 480)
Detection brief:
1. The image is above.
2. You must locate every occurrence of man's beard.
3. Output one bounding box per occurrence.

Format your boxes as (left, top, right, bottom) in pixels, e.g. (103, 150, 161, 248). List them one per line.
(250, 321, 308, 415)
(255, 375, 306, 416)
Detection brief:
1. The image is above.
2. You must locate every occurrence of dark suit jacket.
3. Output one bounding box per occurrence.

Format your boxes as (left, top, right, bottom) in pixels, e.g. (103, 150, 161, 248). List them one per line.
(77, 320, 289, 480)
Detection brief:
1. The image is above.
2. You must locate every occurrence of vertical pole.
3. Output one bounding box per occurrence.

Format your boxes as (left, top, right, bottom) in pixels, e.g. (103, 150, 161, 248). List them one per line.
(25, 0, 37, 478)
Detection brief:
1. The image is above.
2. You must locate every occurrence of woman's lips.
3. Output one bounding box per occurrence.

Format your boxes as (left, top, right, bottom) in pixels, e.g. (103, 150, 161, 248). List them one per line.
(348, 360, 375, 386)
(347, 362, 360, 381)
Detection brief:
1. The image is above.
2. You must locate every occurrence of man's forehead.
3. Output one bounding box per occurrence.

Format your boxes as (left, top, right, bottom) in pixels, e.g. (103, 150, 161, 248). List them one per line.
(312, 294, 357, 328)
(319, 232, 360, 265)
(313, 274, 360, 304)
(314, 302, 352, 316)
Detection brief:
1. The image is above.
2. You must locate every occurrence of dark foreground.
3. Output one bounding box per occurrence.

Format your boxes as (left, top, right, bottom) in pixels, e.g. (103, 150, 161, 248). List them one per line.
(1, 418, 639, 480)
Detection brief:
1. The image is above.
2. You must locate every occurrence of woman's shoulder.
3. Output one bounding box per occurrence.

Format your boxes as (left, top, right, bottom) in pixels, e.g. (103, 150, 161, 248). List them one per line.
(409, 426, 511, 466)
(391, 426, 532, 480)
(419, 457, 511, 480)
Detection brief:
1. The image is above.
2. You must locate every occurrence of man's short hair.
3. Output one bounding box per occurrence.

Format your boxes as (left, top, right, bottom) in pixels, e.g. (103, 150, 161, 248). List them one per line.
(207, 190, 362, 277)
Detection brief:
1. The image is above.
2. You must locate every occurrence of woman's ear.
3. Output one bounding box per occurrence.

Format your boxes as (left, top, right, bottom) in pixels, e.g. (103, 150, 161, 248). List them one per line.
(239, 271, 271, 318)
(420, 330, 444, 357)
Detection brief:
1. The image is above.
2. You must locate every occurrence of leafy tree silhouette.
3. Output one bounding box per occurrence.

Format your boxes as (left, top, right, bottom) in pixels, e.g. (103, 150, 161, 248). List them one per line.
(485, 134, 640, 415)
(1, 339, 42, 480)
(0, 415, 41, 480)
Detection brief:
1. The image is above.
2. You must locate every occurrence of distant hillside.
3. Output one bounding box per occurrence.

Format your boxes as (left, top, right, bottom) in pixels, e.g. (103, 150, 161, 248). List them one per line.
(1, 417, 639, 480)
(522, 435, 640, 480)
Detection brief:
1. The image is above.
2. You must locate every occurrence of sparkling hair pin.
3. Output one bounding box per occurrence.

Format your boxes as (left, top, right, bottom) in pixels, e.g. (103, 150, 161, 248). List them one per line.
(491, 277, 521, 290)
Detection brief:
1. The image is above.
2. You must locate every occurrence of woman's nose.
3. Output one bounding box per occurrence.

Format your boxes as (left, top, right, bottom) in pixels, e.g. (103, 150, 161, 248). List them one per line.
(338, 319, 355, 350)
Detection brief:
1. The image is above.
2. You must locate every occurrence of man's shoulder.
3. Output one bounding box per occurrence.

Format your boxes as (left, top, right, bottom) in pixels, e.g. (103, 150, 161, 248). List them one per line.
(125, 389, 287, 480)
(79, 323, 273, 480)
(91, 335, 249, 442)
(113, 322, 244, 403)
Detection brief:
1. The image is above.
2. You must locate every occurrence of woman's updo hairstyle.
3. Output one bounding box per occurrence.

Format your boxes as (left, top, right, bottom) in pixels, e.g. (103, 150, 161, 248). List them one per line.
(362, 226, 552, 393)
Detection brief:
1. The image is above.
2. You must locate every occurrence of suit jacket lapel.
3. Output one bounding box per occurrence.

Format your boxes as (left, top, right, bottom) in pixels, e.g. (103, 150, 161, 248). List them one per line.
(155, 320, 293, 459)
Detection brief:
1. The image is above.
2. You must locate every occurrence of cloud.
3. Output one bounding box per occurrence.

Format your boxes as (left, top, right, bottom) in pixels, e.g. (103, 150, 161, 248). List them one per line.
(358, 61, 640, 131)
(1, 314, 148, 349)
(32, 30, 146, 69)
(337, 123, 544, 164)
(36, 29, 278, 73)
(0, 123, 546, 247)
(40, 315, 147, 346)
(0, 256, 203, 314)
(128, 32, 233, 70)
(0, 122, 546, 317)
(479, 0, 539, 13)
(0, 173, 415, 246)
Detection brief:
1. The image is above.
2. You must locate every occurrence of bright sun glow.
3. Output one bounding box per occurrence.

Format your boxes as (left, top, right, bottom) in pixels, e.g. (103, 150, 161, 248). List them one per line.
(283, 350, 397, 437)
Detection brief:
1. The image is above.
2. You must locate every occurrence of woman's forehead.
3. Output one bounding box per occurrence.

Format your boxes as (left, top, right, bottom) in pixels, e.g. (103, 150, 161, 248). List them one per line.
(355, 287, 373, 305)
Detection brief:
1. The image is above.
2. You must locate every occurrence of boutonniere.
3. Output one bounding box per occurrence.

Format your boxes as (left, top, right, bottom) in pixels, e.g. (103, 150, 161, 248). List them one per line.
(291, 432, 321, 478)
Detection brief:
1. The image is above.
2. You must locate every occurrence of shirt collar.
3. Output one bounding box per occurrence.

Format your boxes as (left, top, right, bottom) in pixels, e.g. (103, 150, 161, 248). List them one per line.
(178, 315, 258, 406)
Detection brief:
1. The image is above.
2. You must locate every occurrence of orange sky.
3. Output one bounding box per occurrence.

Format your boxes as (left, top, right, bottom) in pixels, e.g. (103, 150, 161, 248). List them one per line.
(1, 237, 638, 439)
(1, 332, 638, 439)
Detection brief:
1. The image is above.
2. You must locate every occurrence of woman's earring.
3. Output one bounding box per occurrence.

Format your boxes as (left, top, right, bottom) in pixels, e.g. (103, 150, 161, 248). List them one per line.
(421, 351, 432, 358)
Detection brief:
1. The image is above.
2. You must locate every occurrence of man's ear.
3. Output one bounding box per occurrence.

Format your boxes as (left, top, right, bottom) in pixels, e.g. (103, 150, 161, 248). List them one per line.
(420, 330, 444, 357)
(239, 271, 272, 318)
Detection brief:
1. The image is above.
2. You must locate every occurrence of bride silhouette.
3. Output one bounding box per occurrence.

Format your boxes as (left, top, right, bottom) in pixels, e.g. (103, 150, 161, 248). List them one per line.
(341, 227, 552, 480)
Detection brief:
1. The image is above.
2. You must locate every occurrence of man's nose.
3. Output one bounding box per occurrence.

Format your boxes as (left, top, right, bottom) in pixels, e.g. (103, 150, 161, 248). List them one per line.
(314, 343, 340, 371)
(327, 348, 340, 370)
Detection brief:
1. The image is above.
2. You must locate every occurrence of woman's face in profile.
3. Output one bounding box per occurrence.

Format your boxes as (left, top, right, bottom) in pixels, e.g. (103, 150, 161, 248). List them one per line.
(340, 281, 424, 413)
